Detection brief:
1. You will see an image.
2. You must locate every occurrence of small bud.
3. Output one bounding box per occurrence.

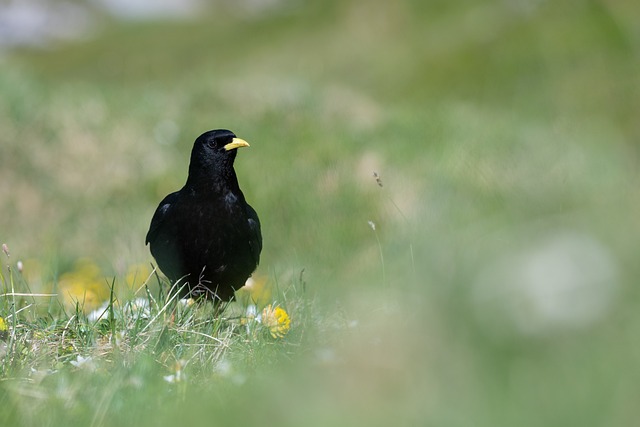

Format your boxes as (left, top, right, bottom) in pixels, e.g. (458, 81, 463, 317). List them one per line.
(17, 260, 23, 273)
(368, 220, 376, 231)
(1, 243, 9, 258)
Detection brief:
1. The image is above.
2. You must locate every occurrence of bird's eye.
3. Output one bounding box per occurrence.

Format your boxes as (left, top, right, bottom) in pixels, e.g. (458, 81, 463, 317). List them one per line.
(206, 139, 217, 149)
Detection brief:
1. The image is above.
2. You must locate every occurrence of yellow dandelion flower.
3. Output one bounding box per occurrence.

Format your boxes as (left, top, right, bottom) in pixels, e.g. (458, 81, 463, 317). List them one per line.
(0, 316, 8, 340)
(57, 259, 110, 313)
(261, 305, 291, 339)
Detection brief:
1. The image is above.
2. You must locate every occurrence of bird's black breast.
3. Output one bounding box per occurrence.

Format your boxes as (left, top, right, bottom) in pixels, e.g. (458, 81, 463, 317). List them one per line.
(146, 187, 261, 300)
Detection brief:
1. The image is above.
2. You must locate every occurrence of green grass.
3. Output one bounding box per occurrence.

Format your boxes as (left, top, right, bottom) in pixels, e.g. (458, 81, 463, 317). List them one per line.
(0, 263, 307, 426)
(2, 0, 640, 425)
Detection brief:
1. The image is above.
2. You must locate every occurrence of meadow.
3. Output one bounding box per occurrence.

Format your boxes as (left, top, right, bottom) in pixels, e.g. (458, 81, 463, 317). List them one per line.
(1, 1, 640, 425)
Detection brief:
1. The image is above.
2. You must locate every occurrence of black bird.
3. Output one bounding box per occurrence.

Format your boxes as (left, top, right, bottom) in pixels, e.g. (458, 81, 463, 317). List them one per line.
(146, 129, 262, 301)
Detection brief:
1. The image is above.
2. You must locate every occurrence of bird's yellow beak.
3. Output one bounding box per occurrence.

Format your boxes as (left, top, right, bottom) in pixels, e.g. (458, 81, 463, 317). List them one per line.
(224, 138, 250, 151)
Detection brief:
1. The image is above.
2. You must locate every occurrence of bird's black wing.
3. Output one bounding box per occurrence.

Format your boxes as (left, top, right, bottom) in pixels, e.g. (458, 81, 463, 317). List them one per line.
(245, 203, 262, 265)
(145, 191, 181, 245)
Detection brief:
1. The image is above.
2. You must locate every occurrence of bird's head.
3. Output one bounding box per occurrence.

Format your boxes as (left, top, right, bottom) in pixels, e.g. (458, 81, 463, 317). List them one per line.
(188, 129, 250, 185)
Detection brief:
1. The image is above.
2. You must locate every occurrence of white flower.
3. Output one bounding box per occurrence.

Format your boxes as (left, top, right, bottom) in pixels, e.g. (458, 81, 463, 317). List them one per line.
(87, 301, 110, 322)
(163, 374, 178, 383)
(164, 360, 186, 383)
(125, 298, 150, 319)
(70, 355, 95, 371)
(87, 298, 151, 322)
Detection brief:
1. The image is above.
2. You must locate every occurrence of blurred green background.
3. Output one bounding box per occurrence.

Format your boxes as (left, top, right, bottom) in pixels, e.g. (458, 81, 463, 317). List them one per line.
(1, 0, 640, 425)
